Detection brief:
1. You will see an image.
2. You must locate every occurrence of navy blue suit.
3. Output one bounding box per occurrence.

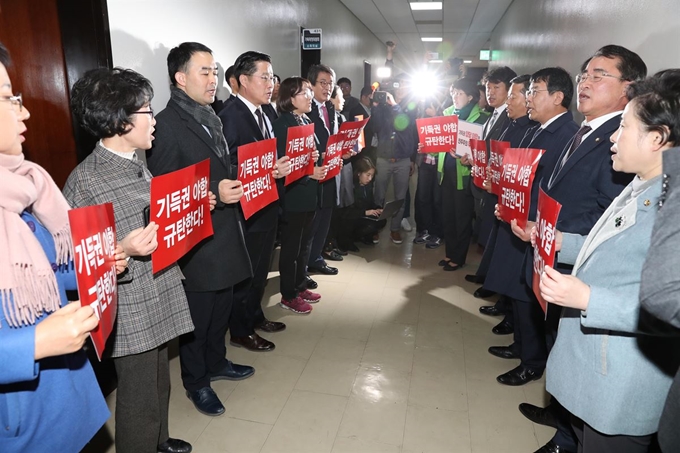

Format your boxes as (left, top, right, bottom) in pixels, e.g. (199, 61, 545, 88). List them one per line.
(219, 97, 280, 336)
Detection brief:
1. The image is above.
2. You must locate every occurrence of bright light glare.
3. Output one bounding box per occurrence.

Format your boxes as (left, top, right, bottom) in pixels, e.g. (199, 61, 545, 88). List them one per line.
(428, 60, 443, 63)
(411, 71, 439, 99)
(376, 67, 392, 78)
(410, 2, 443, 10)
(463, 59, 472, 64)
(421, 37, 443, 42)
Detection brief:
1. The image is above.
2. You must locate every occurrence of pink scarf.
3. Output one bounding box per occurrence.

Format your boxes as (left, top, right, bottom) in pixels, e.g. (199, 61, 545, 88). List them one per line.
(0, 153, 72, 327)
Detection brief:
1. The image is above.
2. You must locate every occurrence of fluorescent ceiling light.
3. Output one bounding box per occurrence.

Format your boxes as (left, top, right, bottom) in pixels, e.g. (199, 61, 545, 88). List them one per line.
(428, 60, 443, 63)
(463, 59, 472, 64)
(376, 67, 392, 78)
(421, 37, 443, 42)
(410, 2, 443, 10)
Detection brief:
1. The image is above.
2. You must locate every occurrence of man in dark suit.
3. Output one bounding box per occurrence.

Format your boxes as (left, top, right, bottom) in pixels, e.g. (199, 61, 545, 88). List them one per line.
(306, 64, 341, 275)
(513, 45, 646, 453)
(485, 68, 578, 387)
(337, 77, 360, 119)
(218, 51, 290, 352)
(147, 42, 255, 417)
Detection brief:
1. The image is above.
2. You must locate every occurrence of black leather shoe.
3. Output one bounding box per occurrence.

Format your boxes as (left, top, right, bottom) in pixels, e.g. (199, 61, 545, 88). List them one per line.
(473, 287, 496, 298)
(443, 262, 464, 271)
(465, 274, 484, 284)
(308, 264, 339, 275)
(305, 275, 318, 289)
(438, 259, 450, 266)
(255, 319, 286, 333)
(534, 440, 575, 453)
(339, 243, 360, 252)
(488, 346, 519, 359)
(210, 361, 255, 381)
(322, 250, 343, 261)
(492, 320, 514, 335)
(158, 438, 192, 453)
(479, 305, 504, 316)
(519, 403, 558, 428)
(333, 247, 349, 256)
(497, 365, 543, 386)
(186, 387, 224, 416)
(230, 333, 275, 352)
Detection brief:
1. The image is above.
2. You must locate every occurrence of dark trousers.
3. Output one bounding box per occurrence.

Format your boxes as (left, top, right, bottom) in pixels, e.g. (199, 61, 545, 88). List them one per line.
(415, 162, 442, 237)
(279, 210, 316, 300)
(572, 416, 653, 453)
(180, 288, 232, 391)
(477, 191, 498, 247)
(403, 185, 411, 218)
(113, 345, 170, 453)
(338, 215, 387, 246)
(475, 218, 499, 278)
(231, 226, 278, 336)
(308, 206, 334, 268)
(441, 174, 474, 265)
(512, 298, 547, 371)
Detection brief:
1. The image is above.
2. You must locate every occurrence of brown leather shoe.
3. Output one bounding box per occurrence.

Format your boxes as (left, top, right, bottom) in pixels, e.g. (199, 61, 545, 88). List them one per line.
(255, 320, 286, 333)
(230, 333, 275, 352)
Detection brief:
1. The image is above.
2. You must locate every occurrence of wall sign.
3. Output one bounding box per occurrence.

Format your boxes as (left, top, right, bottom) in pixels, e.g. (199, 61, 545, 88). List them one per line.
(302, 28, 322, 50)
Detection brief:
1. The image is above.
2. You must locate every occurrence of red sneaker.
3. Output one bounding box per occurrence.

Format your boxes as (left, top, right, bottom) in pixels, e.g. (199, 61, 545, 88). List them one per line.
(299, 289, 321, 304)
(279, 297, 312, 314)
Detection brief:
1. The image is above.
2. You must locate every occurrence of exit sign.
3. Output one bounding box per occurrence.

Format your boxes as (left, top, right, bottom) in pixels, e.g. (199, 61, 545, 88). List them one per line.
(479, 49, 490, 61)
(302, 29, 322, 50)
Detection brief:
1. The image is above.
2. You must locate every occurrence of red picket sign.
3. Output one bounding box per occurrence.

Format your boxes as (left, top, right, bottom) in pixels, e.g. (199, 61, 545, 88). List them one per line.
(416, 115, 458, 153)
(470, 139, 487, 189)
(237, 138, 279, 219)
(284, 124, 315, 186)
(456, 120, 484, 158)
(532, 189, 563, 315)
(68, 203, 117, 361)
(151, 159, 214, 273)
(320, 133, 344, 183)
(353, 114, 366, 151)
(319, 118, 370, 183)
(488, 140, 511, 195)
(497, 148, 544, 229)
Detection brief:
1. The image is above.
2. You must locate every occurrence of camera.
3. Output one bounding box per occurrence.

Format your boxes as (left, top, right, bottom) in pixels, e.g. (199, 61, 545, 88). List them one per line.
(373, 91, 388, 105)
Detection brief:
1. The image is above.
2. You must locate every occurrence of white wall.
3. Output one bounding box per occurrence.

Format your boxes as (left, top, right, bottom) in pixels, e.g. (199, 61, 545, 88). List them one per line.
(489, 0, 680, 77)
(107, 0, 388, 110)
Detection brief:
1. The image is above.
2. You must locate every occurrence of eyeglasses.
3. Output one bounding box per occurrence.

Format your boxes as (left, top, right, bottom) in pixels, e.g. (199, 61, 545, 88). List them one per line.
(131, 109, 154, 119)
(526, 89, 549, 97)
(575, 71, 625, 84)
(0, 93, 23, 111)
(295, 89, 313, 99)
(507, 93, 526, 101)
(253, 74, 276, 84)
(316, 80, 334, 88)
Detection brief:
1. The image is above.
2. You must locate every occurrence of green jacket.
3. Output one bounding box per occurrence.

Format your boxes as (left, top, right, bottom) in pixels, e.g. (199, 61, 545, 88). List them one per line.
(437, 103, 489, 188)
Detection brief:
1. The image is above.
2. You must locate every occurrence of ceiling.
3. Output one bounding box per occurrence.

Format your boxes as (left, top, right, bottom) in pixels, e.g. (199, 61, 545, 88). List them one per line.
(339, 0, 513, 67)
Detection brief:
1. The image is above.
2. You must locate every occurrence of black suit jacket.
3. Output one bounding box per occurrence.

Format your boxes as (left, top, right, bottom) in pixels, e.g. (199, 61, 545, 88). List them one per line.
(147, 99, 252, 291)
(544, 114, 633, 236)
(484, 108, 511, 146)
(485, 111, 579, 301)
(308, 100, 339, 209)
(219, 97, 280, 232)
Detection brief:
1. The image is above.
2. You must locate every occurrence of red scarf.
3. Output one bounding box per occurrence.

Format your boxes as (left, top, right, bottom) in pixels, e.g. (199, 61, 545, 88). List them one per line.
(0, 153, 72, 327)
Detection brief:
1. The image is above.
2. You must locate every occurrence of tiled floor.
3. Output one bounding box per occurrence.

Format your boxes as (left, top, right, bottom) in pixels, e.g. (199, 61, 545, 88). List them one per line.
(92, 226, 557, 453)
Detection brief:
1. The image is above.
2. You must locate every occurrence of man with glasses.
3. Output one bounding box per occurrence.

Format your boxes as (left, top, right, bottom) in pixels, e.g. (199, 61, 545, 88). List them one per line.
(512, 45, 646, 453)
(306, 64, 342, 276)
(147, 42, 254, 417)
(218, 51, 291, 353)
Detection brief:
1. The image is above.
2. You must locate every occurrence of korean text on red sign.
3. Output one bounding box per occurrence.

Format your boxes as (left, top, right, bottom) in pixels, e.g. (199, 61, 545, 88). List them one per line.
(238, 138, 279, 219)
(488, 140, 510, 196)
(416, 115, 459, 153)
(320, 118, 370, 183)
(150, 159, 214, 273)
(497, 148, 544, 229)
(532, 188, 562, 315)
(284, 123, 316, 186)
(470, 139, 487, 190)
(68, 202, 117, 361)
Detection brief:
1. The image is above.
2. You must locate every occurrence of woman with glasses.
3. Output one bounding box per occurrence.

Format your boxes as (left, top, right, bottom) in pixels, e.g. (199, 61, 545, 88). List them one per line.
(272, 77, 327, 314)
(0, 42, 111, 452)
(538, 70, 680, 453)
(63, 68, 206, 453)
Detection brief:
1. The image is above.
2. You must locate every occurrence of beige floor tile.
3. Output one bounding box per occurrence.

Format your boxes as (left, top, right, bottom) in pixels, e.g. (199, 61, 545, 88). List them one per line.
(331, 436, 402, 453)
(415, 320, 465, 351)
(311, 335, 367, 362)
(295, 356, 361, 397)
(261, 390, 347, 453)
(402, 405, 472, 453)
(192, 417, 272, 453)
(223, 355, 307, 424)
(337, 395, 408, 446)
(351, 364, 412, 404)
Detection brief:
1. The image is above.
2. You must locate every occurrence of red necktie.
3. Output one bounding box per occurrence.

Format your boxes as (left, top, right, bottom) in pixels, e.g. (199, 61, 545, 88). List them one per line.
(320, 104, 331, 130)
